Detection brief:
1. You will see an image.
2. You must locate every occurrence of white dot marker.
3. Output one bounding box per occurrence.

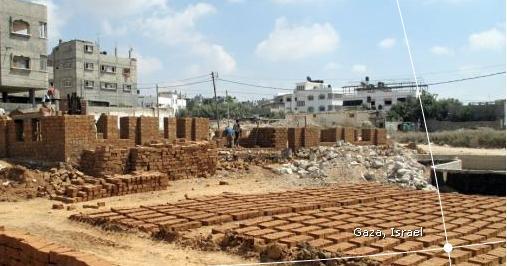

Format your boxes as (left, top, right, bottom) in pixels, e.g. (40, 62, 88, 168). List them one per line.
(443, 242, 453, 253)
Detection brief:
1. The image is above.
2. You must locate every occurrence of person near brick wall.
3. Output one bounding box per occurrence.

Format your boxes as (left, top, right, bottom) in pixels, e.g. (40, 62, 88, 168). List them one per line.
(233, 119, 241, 148)
(225, 125, 235, 148)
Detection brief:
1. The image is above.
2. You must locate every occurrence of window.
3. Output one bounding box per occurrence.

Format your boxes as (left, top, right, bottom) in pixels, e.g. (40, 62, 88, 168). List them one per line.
(84, 44, 94, 53)
(297, 101, 305, 107)
(349, 113, 355, 118)
(84, 62, 94, 70)
(319, 106, 326, 112)
(39, 22, 47, 38)
(123, 68, 131, 77)
(101, 82, 117, 90)
(32, 119, 41, 142)
(308, 107, 315, 113)
(343, 100, 363, 106)
(123, 84, 132, 92)
(328, 93, 333, 99)
(11, 19, 30, 36)
(14, 120, 24, 142)
(63, 79, 72, 87)
(319, 94, 326, 100)
(307, 95, 314, 101)
(101, 65, 116, 73)
(384, 99, 392, 105)
(12, 56, 30, 70)
(40, 55, 47, 71)
(286, 97, 292, 102)
(328, 105, 333, 111)
(397, 97, 406, 102)
(84, 80, 94, 89)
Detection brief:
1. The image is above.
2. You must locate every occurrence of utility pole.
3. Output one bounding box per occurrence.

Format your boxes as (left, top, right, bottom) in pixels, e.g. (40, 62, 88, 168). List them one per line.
(156, 84, 160, 119)
(211, 72, 220, 129)
(226, 90, 230, 126)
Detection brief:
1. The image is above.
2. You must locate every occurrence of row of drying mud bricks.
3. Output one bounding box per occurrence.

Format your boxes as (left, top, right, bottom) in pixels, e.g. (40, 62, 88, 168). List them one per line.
(129, 142, 218, 179)
(55, 172, 169, 203)
(321, 127, 387, 145)
(0, 226, 113, 266)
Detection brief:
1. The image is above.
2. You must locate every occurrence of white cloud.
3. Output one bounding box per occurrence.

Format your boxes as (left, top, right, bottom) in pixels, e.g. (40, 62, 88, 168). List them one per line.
(272, 0, 329, 4)
(468, 27, 505, 50)
(101, 21, 127, 36)
(351, 64, 367, 74)
(74, 0, 167, 17)
(378, 38, 396, 49)
(324, 62, 341, 72)
(227, 0, 246, 3)
(430, 45, 454, 55)
(135, 54, 163, 77)
(256, 17, 339, 61)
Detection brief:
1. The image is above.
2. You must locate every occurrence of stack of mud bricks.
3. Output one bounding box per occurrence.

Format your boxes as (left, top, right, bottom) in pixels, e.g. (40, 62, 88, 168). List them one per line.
(320, 127, 343, 142)
(374, 128, 387, 145)
(288, 128, 303, 151)
(136, 116, 160, 145)
(176, 117, 193, 140)
(288, 127, 320, 151)
(80, 145, 130, 177)
(163, 117, 177, 141)
(129, 141, 217, 179)
(192, 117, 209, 141)
(0, 226, 113, 265)
(56, 172, 169, 203)
(119, 116, 137, 140)
(0, 117, 8, 157)
(245, 127, 288, 149)
(343, 127, 356, 143)
(358, 128, 375, 145)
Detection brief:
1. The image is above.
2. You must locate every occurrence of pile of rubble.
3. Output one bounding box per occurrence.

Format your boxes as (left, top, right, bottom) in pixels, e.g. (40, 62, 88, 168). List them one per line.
(276, 141, 434, 190)
(217, 148, 289, 171)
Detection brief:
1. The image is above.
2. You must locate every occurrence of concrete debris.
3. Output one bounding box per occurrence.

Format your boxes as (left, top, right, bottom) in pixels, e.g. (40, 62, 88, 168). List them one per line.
(275, 141, 435, 190)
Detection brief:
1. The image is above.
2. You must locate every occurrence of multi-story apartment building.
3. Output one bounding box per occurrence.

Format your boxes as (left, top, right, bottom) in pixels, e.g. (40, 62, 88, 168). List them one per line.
(270, 77, 421, 114)
(0, 0, 48, 103)
(50, 40, 137, 107)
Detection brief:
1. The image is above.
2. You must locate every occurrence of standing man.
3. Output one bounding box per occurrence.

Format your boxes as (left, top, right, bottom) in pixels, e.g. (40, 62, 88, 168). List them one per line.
(225, 124, 235, 148)
(233, 119, 241, 148)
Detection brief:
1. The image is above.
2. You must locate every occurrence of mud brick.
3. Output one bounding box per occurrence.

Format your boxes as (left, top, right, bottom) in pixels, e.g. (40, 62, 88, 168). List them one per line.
(201, 215, 233, 226)
(258, 220, 289, 229)
(230, 210, 262, 220)
(449, 218, 473, 225)
(279, 235, 314, 247)
(417, 257, 449, 266)
(308, 238, 333, 248)
(239, 217, 273, 227)
(370, 254, 402, 265)
(262, 231, 295, 243)
(437, 249, 470, 264)
(486, 223, 505, 230)
(371, 238, 401, 252)
(307, 228, 339, 239)
(415, 234, 445, 247)
(275, 223, 304, 231)
(291, 226, 322, 235)
(159, 218, 189, 227)
(287, 215, 315, 223)
(454, 226, 478, 235)
(302, 218, 331, 226)
(320, 220, 347, 229)
(272, 213, 298, 220)
(322, 242, 356, 253)
(244, 229, 276, 238)
(211, 223, 240, 234)
(461, 234, 487, 243)
(235, 226, 261, 234)
(170, 221, 202, 231)
(487, 247, 506, 264)
(462, 244, 493, 256)
(345, 246, 378, 256)
(392, 254, 426, 266)
(393, 241, 424, 252)
(468, 254, 500, 266)
(262, 207, 292, 216)
(349, 235, 379, 246)
(326, 232, 354, 243)
(329, 214, 354, 221)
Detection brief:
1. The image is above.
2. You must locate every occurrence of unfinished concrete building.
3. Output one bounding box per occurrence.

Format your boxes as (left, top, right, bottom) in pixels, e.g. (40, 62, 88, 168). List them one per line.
(0, 0, 48, 104)
(50, 40, 138, 107)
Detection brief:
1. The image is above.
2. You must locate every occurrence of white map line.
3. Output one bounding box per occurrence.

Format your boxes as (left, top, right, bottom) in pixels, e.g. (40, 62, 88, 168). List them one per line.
(394, 0, 452, 264)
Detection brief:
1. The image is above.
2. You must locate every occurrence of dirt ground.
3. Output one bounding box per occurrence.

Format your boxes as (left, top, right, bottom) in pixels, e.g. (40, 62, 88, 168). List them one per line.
(418, 144, 506, 156)
(0, 165, 362, 266)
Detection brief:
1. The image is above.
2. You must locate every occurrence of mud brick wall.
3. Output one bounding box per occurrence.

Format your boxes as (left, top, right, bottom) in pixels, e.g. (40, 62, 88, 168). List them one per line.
(343, 127, 355, 143)
(302, 127, 320, 148)
(0, 226, 114, 266)
(80, 145, 130, 177)
(361, 128, 375, 144)
(129, 141, 218, 179)
(0, 118, 8, 157)
(163, 117, 177, 141)
(136, 116, 160, 145)
(63, 115, 97, 162)
(245, 127, 288, 149)
(320, 127, 343, 142)
(177, 117, 193, 140)
(119, 116, 137, 140)
(192, 117, 209, 141)
(374, 128, 387, 145)
(96, 114, 118, 139)
(288, 128, 303, 151)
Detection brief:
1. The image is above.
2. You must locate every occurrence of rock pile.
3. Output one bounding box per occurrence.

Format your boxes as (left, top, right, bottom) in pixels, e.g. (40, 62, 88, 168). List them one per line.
(276, 141, 434, 190)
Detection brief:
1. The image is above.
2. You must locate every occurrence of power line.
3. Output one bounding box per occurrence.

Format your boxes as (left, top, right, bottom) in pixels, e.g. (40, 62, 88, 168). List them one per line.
(427, 71, 506, 86)
(137, 79, 211, 90)
(137, 73, 210, 86)
(217, 78, 293, 91)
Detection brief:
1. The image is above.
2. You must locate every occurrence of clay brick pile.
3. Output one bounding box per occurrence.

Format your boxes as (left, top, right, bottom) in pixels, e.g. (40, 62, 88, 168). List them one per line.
(80, 146, 130, 177)
(72, 183, 506, 265)
(0, 226, 114, 266)
(130, 141, 217, 179)
(243, 127, 288, 149)
(54, 171, 168, 203)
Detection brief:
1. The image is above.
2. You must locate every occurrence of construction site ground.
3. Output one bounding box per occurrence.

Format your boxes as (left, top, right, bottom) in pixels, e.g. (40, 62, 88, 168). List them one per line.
(0, 147, 505, 266)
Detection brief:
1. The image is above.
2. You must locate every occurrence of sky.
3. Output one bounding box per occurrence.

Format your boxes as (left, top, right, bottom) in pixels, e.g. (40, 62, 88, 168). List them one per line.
(34, 0, 505, 102)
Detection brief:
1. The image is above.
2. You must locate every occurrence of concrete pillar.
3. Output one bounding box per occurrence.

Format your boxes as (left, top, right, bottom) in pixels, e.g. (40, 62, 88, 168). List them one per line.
(2, 92, 7, 103)
(29, 89, 35, 106)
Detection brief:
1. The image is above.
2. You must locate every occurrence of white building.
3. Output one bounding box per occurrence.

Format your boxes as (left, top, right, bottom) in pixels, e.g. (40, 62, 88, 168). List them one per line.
(270, 77, 420, 114)
(158, 90, 186, 116)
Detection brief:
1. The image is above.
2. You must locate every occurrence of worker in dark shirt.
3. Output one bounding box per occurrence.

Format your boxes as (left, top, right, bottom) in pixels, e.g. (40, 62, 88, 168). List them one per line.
(233, 119, 241, 148)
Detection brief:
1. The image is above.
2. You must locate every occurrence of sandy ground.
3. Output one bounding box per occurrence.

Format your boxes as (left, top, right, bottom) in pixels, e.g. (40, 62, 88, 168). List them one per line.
(0, 165, 362, 266)
(418, 144, 506, 156)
